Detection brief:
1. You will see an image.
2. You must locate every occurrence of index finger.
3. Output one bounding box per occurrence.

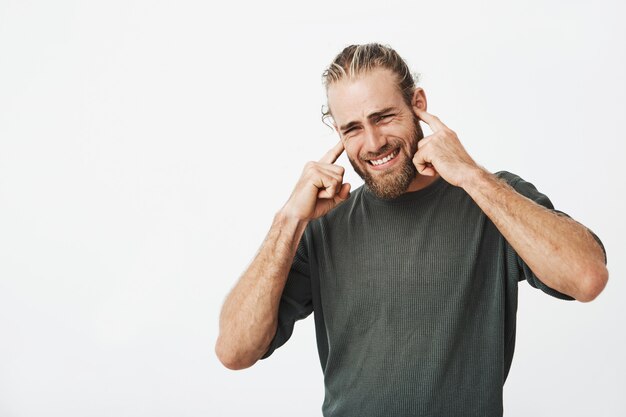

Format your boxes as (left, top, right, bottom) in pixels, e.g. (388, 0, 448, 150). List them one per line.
(413, 106, 447, 132)
(318, 139, 345, 164)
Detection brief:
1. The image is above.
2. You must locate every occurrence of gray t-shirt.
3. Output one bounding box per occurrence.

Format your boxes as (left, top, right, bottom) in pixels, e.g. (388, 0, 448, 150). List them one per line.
(260, 171, 606, 417)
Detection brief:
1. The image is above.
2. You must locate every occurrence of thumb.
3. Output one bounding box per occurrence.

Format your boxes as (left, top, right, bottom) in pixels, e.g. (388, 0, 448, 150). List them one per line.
(334, 183, 351, 202)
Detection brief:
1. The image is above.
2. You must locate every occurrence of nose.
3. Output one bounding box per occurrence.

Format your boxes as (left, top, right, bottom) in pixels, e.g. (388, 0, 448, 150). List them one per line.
(362, 125, 387, 152)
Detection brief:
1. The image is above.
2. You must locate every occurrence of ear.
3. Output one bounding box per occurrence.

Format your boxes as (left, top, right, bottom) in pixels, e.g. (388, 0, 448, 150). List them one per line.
(412, 87, 427, 112)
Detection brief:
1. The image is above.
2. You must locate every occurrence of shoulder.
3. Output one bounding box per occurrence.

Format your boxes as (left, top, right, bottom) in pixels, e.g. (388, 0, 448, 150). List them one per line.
(494, 170, 524, 186)
(493, 170, 554, 210)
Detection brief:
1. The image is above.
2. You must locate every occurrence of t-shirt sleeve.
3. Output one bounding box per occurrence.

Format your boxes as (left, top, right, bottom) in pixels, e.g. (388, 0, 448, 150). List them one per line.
(259, 228, 314, 360)
(495, 171, 607, 300)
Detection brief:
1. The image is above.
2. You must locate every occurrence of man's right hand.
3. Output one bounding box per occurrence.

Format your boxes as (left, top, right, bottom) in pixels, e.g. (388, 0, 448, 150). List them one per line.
(281, 140, 351, 221)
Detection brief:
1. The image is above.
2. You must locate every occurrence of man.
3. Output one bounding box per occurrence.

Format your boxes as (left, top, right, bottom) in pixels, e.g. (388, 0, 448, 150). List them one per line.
(215, 44, 608, 416)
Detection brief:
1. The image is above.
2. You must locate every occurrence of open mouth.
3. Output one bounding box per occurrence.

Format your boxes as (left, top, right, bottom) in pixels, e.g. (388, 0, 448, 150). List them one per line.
(367, 149, 399, 168)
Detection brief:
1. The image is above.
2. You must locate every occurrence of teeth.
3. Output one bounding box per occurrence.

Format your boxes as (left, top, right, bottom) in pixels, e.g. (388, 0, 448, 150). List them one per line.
(370, 150, 398, 166)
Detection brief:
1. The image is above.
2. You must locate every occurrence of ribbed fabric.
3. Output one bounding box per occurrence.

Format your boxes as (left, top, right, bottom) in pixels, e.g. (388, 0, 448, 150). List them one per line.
(261, 171, 603, 417)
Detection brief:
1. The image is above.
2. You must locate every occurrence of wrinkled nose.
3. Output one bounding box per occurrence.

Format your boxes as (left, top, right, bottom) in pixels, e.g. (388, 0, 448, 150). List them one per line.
(362, 125, 387, 153)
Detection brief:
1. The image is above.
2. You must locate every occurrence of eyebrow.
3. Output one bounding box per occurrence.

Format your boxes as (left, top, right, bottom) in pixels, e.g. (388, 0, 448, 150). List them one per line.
(339, 106, 399, 133)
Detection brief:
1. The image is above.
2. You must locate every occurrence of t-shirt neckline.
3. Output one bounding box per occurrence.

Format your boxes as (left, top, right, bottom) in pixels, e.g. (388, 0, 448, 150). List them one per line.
(363, 175, 448, 205)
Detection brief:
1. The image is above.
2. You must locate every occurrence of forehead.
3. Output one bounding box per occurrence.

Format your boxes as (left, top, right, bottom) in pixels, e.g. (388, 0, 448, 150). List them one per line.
(326, 67, 405, 126)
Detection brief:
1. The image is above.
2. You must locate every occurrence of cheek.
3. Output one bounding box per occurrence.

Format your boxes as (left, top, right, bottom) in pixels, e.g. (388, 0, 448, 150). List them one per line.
(391, 125, 418, 149)
(382, 122, 411, 137)
(341, 138, 360, 159)
(373, 122, 399, 141)
(341, 138, 357, 156)
(345, 148, 362, 164)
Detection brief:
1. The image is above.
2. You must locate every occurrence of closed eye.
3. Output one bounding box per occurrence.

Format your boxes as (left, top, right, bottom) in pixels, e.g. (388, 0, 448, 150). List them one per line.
(343, 113, 394, 136)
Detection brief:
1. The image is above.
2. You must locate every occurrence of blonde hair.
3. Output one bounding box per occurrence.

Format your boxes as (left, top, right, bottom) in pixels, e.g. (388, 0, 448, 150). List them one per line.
(321, 43, 420, 126)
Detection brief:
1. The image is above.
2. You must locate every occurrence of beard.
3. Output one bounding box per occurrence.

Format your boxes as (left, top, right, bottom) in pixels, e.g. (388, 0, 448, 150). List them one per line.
(347, 115, 423, 200)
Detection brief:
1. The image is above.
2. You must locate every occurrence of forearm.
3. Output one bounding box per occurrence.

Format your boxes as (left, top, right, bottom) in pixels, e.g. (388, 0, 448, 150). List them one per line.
(215, 211, 308, 370)
(462, 167, 608, 302)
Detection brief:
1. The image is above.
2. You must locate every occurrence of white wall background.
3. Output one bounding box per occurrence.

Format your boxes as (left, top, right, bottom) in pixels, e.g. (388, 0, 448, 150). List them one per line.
(1, 0, 624, 416)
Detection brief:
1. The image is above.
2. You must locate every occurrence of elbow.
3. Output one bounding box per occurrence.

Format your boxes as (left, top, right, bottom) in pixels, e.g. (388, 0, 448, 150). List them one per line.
(214, 337, 258, 371)
(218, 357, 255, 371)
(216, 354, 252, 371)
(576, 265, 609, 303)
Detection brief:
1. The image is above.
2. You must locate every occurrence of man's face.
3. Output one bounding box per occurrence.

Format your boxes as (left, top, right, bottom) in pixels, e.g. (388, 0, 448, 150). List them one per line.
(327, 68, 424, 200)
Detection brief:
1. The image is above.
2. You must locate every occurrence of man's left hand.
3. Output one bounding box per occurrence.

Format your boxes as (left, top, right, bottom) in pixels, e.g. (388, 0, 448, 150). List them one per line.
(412, 106, 480, 188)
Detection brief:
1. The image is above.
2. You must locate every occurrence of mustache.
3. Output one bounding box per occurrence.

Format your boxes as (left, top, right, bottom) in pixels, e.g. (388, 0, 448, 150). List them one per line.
(359, 141, 403, 161)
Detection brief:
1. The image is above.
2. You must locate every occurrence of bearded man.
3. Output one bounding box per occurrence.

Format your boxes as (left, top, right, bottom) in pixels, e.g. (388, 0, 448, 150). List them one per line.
(215, 43, 608, 417)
